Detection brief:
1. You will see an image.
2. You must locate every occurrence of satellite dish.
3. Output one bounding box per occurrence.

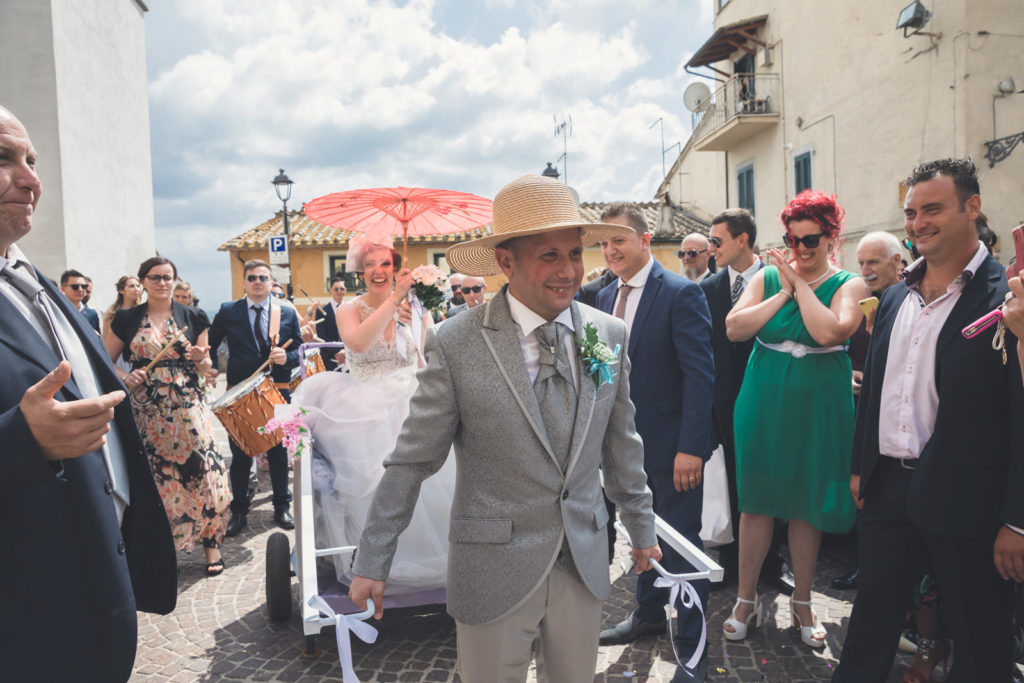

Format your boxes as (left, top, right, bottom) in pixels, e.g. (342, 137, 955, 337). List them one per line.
(683, 82, 712, 113)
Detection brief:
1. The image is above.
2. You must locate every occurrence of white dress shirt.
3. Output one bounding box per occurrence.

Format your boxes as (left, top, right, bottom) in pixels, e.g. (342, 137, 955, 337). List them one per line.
(246, 295, 271, 345)
(613, 256, 655, 332)
(728, 259, 762, 292)
(505, 291, 579, 391)
(877, 242, 988, 461)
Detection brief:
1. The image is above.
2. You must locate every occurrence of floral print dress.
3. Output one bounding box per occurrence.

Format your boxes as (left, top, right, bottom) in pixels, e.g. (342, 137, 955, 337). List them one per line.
(128, 315, 232, 552)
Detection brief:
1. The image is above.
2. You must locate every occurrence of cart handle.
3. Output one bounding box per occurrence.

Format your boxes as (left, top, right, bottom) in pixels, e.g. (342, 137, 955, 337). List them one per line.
(308, 595, 377, 682)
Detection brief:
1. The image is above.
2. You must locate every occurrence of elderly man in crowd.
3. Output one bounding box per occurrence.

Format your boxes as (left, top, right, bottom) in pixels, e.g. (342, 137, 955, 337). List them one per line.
(679, 233, 712, 282)
(446, 274, 486, 317)
(0, 103, 176, 681)
(447, 272, 465, 310)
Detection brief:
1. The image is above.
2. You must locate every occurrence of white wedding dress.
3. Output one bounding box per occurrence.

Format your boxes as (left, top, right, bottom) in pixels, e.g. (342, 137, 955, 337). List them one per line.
(292, 298, 454, 593)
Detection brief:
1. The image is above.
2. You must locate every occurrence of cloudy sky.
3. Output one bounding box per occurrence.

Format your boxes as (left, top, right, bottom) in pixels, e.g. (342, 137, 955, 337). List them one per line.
(146, 0, 713, 308)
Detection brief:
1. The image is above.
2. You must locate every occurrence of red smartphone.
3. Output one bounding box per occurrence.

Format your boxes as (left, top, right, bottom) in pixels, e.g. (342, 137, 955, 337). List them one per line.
(1008, 224, 1024, 280)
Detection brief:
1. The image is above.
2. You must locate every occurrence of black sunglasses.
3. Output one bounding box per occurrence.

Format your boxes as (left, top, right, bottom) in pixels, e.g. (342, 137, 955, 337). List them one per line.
(783, 233, 825, 249)
(708, 236, 725, 248)
(461, 285, 484, 293)
(145, 274, 175, 283)
(66, 283, 87, 290)
(246, 274, 271, 283)
(270, 291, 286, 298)
(677, 249, 708, 259)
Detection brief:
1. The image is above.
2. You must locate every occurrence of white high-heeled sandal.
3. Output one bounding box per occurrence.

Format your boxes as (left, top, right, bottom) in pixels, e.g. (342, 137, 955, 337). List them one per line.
(791, 598, 826, 649)
(723, 595, 762, 641)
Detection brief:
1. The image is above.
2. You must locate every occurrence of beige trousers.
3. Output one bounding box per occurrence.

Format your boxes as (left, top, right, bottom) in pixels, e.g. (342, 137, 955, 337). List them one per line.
(455, 564, 603, 683)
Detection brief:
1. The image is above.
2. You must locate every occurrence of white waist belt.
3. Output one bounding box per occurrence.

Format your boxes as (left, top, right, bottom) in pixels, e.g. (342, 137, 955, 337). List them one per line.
(756, 338, 846, 358)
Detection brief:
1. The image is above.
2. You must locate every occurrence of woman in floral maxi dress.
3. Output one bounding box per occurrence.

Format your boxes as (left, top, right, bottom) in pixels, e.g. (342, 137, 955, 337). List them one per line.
(104, 257, 232, 576)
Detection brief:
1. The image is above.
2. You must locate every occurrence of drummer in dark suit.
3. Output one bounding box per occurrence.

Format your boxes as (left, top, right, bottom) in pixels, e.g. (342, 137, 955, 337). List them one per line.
(312, 275, 346, 370)
(209, 259, 303, 535)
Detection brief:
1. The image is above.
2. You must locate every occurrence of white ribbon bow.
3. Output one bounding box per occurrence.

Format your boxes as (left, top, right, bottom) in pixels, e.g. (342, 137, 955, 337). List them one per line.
(653, 575, 706, 676)
(308, 595, 379, 683)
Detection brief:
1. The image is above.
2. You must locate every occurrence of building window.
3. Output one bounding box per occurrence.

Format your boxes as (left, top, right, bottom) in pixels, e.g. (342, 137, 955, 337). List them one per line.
(794, 152, 812, 194)
(327, 254, 363, 291)
(718, 0, 731, 9)
(737, 164, 755, 215)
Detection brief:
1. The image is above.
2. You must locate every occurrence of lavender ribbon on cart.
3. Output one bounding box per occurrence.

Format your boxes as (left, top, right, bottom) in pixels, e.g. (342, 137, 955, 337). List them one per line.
(653, 575, 706, 676)
(308, 595, 378, 683)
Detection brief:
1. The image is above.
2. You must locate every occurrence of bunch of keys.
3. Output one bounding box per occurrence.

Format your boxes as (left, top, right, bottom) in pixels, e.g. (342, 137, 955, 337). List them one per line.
(961, 224, 1023, 365)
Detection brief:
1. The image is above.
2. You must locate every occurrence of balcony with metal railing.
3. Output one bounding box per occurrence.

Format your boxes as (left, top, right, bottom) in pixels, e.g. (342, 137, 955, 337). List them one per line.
(691, 73, 780, 151)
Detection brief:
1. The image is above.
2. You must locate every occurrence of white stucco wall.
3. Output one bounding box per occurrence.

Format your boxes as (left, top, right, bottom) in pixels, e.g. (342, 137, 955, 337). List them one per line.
(0, 0, 154, 314)
(668, 0, 1024, 269)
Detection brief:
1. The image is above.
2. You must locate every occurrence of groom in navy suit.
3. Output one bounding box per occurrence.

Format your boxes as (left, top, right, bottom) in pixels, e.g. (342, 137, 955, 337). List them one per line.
(595, 203, 715, 682)
(209, 259, 303, 535)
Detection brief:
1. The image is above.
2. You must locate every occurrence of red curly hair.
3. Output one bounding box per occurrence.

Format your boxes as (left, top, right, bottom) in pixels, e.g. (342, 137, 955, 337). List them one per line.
(780, 190, 845, 259)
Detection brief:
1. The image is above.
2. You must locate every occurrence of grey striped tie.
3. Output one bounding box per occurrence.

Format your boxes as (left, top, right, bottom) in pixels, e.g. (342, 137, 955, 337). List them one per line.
(731, 273, 745, 305)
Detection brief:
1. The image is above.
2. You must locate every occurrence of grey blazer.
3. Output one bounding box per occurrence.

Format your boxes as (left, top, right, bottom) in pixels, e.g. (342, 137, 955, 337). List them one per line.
(354, 287, 656, 625)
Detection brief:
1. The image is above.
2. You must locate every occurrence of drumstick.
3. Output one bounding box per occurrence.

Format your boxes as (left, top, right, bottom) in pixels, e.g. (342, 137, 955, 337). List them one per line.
(144, 326, 188, 374)
(249, 338, 294, 379)
(299, 286, 324, 314)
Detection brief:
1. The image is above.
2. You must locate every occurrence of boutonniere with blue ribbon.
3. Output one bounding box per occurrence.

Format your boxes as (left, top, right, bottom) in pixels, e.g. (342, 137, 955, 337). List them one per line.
(575, 323, 621, 389)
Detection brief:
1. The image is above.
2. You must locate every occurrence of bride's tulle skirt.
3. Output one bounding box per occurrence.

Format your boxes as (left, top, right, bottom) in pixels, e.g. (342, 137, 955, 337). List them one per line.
(293, 368, 454, 593)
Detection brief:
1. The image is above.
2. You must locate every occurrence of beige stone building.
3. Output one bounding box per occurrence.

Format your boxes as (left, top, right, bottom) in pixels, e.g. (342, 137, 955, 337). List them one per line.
(658, 0, 1024, 266)
(218, 202, 710, 305)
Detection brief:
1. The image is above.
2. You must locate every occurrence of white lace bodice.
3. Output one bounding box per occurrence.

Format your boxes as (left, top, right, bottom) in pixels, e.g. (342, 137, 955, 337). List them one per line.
(344, 297, 417, 380)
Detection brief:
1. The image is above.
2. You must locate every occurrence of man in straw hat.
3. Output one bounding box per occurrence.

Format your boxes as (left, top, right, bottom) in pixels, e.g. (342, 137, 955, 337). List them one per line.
(350, 174, 661, 682)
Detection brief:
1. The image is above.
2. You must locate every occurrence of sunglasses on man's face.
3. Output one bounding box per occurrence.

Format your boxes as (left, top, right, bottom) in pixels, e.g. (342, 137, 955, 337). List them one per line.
(247, 274, 271, 283)
(677, 249, 708, 259)
(708, 236, 726, 248)
(145, 274, 175, 283)
(66, 283, 87, 290)
(461, 285, 484, 293)
(271, 291, 285, 298)
(782, 233, 825, 249)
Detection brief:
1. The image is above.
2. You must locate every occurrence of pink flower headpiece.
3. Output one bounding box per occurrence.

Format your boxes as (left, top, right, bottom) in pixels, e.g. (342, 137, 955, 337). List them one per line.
(347, 230, 396, 272)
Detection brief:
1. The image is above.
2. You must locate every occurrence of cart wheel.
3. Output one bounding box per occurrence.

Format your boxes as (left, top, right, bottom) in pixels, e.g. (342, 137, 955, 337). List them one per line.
(266, 532, 292, 621)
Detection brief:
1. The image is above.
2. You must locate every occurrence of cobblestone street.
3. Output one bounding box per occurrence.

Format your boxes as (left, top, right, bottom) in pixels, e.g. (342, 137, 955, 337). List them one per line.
(133, 383, 913, 682)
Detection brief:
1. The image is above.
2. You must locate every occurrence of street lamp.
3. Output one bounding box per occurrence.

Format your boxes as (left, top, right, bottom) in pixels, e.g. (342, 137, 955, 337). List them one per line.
(271, 169, 294, 298)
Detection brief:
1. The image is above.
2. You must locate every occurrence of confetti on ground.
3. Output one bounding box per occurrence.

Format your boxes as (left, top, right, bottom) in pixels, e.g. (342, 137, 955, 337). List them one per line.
(761, 657, 768, 666)
(623, 672, 635, 678)
(715, 667, 727, 674)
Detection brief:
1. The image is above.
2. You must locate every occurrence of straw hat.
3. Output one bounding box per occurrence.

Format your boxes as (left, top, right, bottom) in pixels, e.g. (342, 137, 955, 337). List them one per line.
(445, 174, 636, 276)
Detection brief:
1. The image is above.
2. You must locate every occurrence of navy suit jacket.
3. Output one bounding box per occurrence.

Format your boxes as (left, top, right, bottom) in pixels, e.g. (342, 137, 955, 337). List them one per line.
(209, 298, 303, 386)
(853, 254, 1024, 538)
(699, 264, 761, 449)
(597, 259, 715, 470)
(315, 300, 342, 343)
(0, 266, 177, 682)
(81, 304, 100, 333)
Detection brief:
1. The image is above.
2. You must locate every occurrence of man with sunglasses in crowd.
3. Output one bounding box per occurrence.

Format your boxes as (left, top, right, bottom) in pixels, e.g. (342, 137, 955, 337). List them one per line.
(446, 275, 486, 317)
(700, 209, 795, 595)
(679, 233, 713, 283)
(60, 269, 100, 332)
(209, 259, 303, 535)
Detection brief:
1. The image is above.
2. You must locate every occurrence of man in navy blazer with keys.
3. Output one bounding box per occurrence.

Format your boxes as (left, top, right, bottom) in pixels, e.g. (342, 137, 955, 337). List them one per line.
(595, 202, 715, 683)
(833, 159, 1024, 682)
(209, 258, 303, 535)
(0, 104, 177, 682)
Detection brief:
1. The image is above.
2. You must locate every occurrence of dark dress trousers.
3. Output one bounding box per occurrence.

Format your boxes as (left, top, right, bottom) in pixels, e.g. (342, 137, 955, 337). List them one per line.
(208, 298, 303, 514)
(597, 259, 715, 659)
(834, 255, 1024, 682)
(0, 268, 177, 682)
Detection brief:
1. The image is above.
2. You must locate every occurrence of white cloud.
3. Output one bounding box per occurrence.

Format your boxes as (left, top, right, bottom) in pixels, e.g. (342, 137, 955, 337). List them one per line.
(147, 0, 711, 307)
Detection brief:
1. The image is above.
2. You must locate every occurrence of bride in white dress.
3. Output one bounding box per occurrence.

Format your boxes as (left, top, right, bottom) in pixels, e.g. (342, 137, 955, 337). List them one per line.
(293, 234, 454, 593)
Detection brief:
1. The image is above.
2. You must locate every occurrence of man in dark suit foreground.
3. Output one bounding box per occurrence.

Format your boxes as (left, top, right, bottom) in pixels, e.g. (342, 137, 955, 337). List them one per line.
(833, 159, 1024, 682)
(0, 104, 177, 682)
(209, 259, 303, 535)
(594, 202, 715, 682)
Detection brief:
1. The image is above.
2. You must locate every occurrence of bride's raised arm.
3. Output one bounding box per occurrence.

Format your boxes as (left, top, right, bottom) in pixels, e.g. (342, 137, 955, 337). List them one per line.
(338, 268, 413, 353)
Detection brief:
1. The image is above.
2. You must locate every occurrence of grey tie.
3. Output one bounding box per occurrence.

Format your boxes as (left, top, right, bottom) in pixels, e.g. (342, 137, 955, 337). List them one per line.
(1, 262, 131, 504)
(613, 284, 634, 320)
(533, 322, 577, 470)
(730, 273, 745, 305)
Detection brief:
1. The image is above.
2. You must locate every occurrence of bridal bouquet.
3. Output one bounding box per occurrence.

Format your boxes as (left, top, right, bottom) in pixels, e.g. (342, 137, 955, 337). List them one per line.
(410, 265, 452, 316)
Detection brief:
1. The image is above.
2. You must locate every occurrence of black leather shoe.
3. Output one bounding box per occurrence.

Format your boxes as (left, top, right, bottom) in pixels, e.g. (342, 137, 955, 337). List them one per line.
(766, 563, 795, 596)
(599, 613, 666, 645)
(274, 509, 295, 530)
(671, 657, 708, 683)
(225, 512, 247, 537)
(830, 568, 859, 590)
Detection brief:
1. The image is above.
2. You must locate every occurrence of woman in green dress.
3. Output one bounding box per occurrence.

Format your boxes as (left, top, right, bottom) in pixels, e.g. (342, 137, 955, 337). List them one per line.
(721, 191, 867, 649)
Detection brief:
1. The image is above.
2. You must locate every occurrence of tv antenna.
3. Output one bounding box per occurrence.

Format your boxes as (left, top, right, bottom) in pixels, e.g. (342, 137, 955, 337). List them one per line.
(553, 114, 572, 185)
(650, 117, 681, 179)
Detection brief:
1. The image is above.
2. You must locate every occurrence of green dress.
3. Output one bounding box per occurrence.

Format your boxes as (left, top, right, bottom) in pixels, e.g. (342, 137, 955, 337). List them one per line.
(733, 266, 857, 534)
